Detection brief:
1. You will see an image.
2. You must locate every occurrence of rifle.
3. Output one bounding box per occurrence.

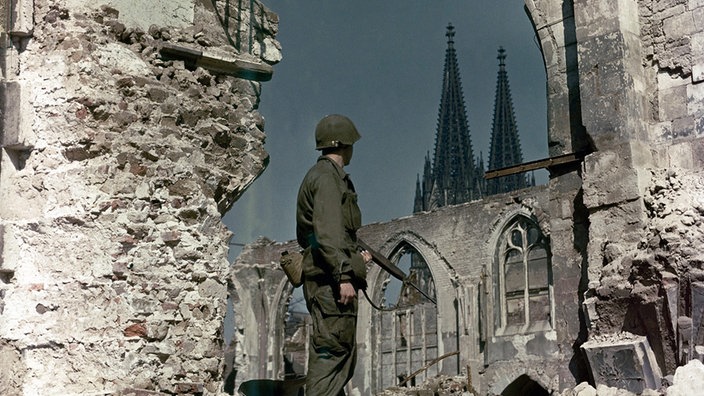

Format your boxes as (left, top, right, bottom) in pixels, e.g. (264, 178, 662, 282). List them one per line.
(357, 238, 437, 305)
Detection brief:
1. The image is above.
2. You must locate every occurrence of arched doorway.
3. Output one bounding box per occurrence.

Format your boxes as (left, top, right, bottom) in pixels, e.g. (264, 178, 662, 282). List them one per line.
(502, 374, 550, 396)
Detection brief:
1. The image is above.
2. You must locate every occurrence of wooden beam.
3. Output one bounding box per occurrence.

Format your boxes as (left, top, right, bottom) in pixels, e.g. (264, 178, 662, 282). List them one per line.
(484, 152, 584, 179)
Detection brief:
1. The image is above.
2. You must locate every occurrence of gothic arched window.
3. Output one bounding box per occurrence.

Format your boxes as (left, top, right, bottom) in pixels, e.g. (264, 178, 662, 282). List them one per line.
(374, 244, 438, 390)
(496, 216, 552, 335)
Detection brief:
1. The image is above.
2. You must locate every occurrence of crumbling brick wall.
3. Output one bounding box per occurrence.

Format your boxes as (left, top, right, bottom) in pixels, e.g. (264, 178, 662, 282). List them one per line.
(0, 0, 279, 394)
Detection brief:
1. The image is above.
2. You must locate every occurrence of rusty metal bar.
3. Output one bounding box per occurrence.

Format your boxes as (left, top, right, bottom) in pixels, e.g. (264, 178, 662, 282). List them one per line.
(397, 350, 460, 388)
(484, 152, 585, 180)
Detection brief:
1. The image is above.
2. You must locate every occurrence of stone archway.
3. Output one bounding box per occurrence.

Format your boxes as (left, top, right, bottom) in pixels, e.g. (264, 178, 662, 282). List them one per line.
(501, 374, 550, 396)
(357, 231, 461, 393)
(523, 0, 590, 156)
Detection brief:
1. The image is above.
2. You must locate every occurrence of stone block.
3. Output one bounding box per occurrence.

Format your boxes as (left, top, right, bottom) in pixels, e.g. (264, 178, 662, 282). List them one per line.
(655, 3, 686, 20)
(693, 137, 704, 168)
(574, 1, 620, 40)
(692, 282, 704, 345)
(678, 316, 693, 363)
(667, 359, 704, 396)
(657, 71, 688, 91)
(666, 141, 696, 169)
(694, 64, 704, 84)
(695, 6, 704, 31)
(582, 151, 641, 209)
(662, 273, 679, 335)
(659, 85, 688, 121)
(689, 77, 704, 117)
(8, 0, 33, 36)
(582, 334, 662, 393)
(663, 11, 696, 39)
(694, 31, 704, 58)
(672, 115, 696, 138)
(0, 81, 21, 147)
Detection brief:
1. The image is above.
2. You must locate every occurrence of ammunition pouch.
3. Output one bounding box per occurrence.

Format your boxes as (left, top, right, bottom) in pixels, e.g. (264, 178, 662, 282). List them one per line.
(280, 250, 304, 287)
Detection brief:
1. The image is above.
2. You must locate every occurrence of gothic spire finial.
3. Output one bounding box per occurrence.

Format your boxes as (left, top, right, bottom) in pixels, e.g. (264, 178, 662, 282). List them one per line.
(497, 46, 506, 67)
(446, 23, 455, 46)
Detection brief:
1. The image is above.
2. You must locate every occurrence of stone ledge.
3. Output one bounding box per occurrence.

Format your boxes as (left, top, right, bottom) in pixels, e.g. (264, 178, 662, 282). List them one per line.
(159, 43, 273, 81)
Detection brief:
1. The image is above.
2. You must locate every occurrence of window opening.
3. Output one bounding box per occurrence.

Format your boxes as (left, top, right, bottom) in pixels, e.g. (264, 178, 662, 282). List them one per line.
(497, 216, 552, 334)
(375, 244, 437, 390)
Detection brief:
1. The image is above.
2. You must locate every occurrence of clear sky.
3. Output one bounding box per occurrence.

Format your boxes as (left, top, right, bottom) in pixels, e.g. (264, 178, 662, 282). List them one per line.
(224, 0, 548, 259)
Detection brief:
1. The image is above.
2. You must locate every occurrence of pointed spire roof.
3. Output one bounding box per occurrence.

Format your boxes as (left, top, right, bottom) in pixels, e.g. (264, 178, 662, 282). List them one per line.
(413, 24, 484, 213)
(428, 23, 481, 207)
(487, 47, 530, 194)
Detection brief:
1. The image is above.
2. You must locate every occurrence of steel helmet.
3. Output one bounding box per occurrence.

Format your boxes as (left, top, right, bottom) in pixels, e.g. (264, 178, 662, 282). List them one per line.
(314, 114, 361, 150)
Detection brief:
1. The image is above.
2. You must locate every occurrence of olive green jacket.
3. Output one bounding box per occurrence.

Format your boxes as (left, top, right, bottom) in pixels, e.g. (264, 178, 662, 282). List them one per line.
(296, 156, 367, 314)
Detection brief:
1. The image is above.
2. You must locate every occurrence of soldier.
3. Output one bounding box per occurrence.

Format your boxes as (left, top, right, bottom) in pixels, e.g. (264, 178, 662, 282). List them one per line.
(296, 114, 372, 395)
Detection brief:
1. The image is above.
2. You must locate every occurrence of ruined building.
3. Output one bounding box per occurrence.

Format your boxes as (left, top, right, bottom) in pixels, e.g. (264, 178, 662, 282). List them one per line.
(414, 26, 534, 215)
(1, 0, 279, 394)
(1, 0, 703, 395)
(233, 1, 704, 395)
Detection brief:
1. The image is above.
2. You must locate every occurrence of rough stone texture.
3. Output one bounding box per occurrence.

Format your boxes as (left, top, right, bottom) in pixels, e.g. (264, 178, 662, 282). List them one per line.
(582, 332, 662, 393)
(2, 0, 704, 395)
(0, 0, 279, 394)
(232, 0, 704, 395)
(583, 169, 704, 377)
(666, 359, 704, 396)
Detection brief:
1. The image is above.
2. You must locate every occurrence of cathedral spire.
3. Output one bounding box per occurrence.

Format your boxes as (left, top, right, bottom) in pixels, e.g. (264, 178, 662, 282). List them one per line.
(487, 47, 531, 195)
(414, 24, 482, 213)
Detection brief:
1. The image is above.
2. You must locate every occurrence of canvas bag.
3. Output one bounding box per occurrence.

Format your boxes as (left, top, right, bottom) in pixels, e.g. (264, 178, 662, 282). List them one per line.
(279, 250, 303, 287)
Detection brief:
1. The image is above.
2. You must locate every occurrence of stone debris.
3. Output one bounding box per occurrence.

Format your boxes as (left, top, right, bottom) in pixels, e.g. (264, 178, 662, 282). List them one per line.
(585, 169, 704, 375)
(376, 375, 469, 396)
(581, 332, 662, 393)
(2, 0, 704, 395)
(665, 359, 704, 396)
(1, 0, 279, 394)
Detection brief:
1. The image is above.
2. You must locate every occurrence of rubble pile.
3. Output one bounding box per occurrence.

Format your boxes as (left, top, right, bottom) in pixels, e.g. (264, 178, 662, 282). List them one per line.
(584, 169, 704, 377)
(0, 0, 279, 394)
(376, 375, 470, 396)
(374, 358, 704, 396)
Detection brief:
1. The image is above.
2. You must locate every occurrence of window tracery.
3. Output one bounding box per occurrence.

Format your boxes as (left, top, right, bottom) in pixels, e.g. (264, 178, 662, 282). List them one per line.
(496, 216, 552, 335)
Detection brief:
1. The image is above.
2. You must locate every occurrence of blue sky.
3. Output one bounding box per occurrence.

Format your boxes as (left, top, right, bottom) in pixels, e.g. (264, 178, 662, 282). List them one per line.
(224, 0, 548, 259)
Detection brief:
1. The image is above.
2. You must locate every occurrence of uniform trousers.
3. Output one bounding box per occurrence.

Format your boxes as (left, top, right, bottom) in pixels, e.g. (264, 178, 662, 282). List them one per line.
(305, 299, 357, 396)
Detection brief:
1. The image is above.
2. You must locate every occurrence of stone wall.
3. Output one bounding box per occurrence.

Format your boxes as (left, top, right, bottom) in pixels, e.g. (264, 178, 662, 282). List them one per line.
(575, 0, 704, 385)
(231, 0, 704, 395)
(1, 0, 703, 395)
(0, 0, 279, 394)
(232, 187, 557, 395)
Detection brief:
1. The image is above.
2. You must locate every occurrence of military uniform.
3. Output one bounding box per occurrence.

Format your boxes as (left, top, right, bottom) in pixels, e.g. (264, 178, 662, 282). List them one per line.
(296, 155, 367, 396)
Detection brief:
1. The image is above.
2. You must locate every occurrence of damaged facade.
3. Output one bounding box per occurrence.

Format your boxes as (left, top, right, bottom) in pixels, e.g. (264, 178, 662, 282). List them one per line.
(1, 0, 279, 394)
(0, 0, 703, 395)
(232, 0, 704, 395)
